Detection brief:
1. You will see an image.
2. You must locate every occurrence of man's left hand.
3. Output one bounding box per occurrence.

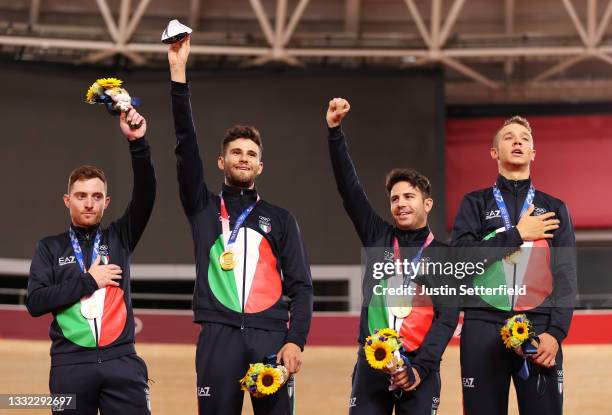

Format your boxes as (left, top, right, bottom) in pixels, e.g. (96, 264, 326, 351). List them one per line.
(391, 367, 421, 392)
(120, 107, 147, 141)
(530, 333, 558, 368)
(276, 342, 302, 374)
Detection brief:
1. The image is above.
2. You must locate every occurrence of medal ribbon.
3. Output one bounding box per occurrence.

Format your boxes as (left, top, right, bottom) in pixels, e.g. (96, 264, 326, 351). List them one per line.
(69, 228, 101, 273)
(219, 192, 260, 249)
(392, 231, 434, 284)
(492, 183, 535, 230)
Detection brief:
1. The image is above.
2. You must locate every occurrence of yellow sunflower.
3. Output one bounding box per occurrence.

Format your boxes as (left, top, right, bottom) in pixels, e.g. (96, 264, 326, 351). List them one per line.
(96, 77, 123, 89)
(376, 328, 400, 339)
(256, 367, 281, 396)
(85, 81, 105, 103)
(365, 340, 394, 370)
(511, 321, 530, 342)
(85, 86, 96, 103)
(500, 326, 512, 348)
(238, 373, 251, 391)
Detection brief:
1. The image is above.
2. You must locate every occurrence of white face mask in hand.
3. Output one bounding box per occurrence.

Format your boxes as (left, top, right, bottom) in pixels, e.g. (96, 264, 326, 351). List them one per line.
(162, 19, 193, 44)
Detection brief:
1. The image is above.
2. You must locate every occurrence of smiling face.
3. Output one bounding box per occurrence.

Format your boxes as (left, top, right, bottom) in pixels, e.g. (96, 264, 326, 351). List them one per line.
(217, 138, 263, 188)
(491, 121, 536, 169)
(63, 178, 110, 228)
(389, 181, 433, 230)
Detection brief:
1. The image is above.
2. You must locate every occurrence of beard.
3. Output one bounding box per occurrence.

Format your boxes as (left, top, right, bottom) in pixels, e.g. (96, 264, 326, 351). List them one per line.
(224, 167, 257, 188)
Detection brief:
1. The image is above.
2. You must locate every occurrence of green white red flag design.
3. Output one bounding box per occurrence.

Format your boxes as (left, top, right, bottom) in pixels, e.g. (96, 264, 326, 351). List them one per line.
(475, 227, 552, 311)
(208, 228, 282, 313)
(367, 279, 434, 352)
(56, 286, 127, 347)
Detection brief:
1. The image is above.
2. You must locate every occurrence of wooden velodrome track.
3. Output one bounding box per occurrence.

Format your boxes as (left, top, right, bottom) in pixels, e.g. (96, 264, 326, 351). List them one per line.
(1, 340, 611, 414)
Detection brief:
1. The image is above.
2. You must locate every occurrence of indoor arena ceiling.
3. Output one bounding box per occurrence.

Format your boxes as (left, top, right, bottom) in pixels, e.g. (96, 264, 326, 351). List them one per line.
(3, 0, 612, 103)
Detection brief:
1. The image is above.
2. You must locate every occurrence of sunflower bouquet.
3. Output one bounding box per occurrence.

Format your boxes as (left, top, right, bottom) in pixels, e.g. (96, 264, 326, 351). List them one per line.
(85, 77, 142, 125)
(364, 328, 415, 391)
(501, 314, 539, 354)
(239, 362, 289, 398)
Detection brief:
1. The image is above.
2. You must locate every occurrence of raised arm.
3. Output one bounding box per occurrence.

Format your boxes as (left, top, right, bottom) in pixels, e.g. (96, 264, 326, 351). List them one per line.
(114, 108, 156, 252)
(168, 36, 209, 215)
(326, 98, 388, 244)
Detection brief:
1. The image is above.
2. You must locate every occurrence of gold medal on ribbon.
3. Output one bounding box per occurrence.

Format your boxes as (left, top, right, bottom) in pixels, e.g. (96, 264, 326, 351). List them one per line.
(390, 305, 412, 319)
(219, 250, 236, 271)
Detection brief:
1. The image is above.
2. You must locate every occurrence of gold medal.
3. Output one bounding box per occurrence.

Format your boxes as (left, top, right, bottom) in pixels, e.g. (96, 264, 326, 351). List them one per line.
(219, 250, 236, 271)
(390, 306, 412, 319)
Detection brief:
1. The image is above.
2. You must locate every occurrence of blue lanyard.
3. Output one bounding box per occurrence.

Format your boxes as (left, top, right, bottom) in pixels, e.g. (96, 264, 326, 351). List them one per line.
(393, 231, 434, 284)
(220, 193, 258, 248)
(68, 228, 101, 273)
(492, 184, 535, 230)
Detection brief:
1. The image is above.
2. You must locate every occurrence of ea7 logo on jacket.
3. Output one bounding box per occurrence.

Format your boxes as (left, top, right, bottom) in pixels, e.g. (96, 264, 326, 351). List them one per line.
(58, 256, 76, 266)
(485, 210, 501, 220)
(197, 386, 211, 397)
(462, 377, 475, 388)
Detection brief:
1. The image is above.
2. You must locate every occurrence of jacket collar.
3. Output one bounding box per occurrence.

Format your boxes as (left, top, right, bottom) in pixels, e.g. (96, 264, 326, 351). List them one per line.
(221, 183, 258, 203)
(70, 223, 100, 241)
(393, 225, 431, 245)
(496, 174, 532, 193)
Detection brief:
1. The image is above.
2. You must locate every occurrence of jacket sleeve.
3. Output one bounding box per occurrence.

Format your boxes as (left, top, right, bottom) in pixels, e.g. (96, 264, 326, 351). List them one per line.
(328, 126, 389, 245)
(280, 213, 314, 350)
(172, 81, 209, 216)
(114, 137, 157, 252)
(411, 304, 459, 380)
(452, 193, 524, 248)
(451, 193, 524, 263)
(26, 240, 98, 317)
(546, 203, 576, 344)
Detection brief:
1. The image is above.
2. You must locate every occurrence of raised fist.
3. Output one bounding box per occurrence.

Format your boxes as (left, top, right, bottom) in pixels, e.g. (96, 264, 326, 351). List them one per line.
(120, 107, 147, 141)
(326, 97, 350, 128)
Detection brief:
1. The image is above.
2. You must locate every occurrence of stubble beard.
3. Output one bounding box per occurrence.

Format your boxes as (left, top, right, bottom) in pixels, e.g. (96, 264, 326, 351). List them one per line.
(225, 168, 256, 189)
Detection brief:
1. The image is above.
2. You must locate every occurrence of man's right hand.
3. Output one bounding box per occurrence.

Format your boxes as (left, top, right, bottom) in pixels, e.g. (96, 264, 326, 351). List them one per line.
(168, 35, 190, 83)
(88, 256, 122, 289)
(326, 98, 350, 128)
(516, 205, 560, 241)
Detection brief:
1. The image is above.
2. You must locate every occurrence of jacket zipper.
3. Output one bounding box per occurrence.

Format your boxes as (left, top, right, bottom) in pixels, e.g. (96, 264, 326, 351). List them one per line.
(511, 181, 518, 311)
(240, 189, 246, 330)
(83, 232, 102, 363)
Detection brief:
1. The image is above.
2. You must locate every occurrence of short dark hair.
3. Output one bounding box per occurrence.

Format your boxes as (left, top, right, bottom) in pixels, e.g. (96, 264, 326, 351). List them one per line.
(67, 165, 107, 193)
(222, 125, 263, 157)
(385, 168, 432, 198)
(493, 115, 532, 148)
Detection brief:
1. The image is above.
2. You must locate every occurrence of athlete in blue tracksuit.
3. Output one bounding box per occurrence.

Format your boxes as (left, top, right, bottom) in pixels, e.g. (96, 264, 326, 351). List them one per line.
(27, 108, 155, 414)
(168, 36, 313, 415)
(451, 116, 576, 415)
(326, 98, 458, 415)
